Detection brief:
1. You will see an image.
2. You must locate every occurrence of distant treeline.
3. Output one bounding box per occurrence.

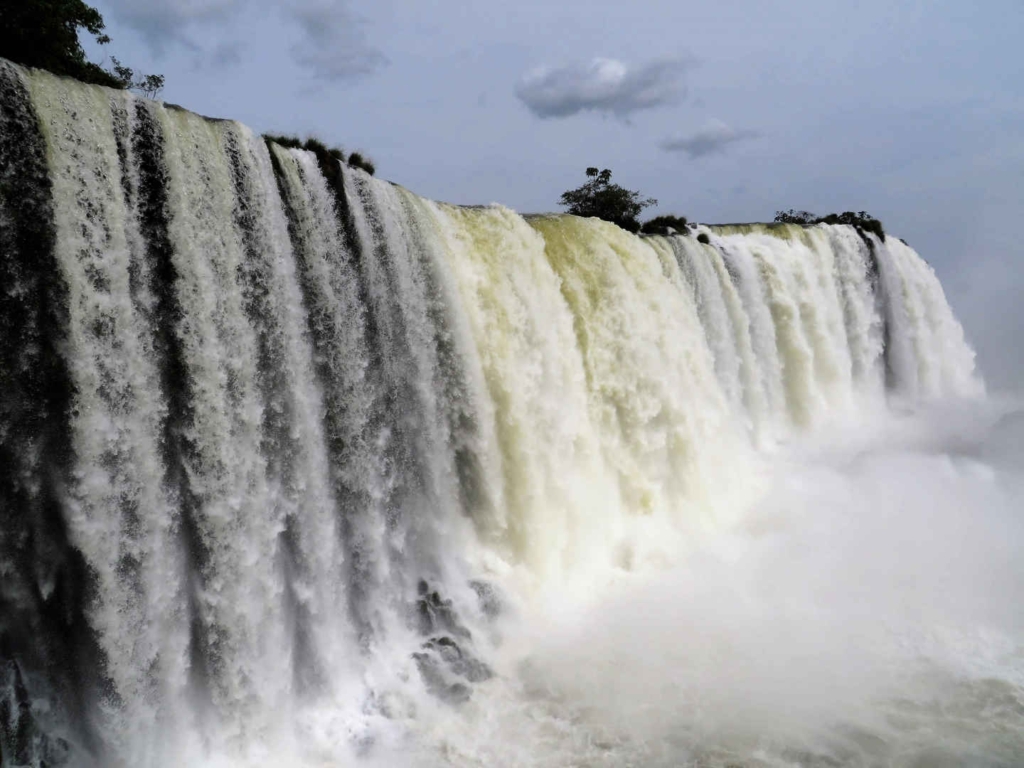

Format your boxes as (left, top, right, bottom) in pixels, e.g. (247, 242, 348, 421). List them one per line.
(555, 169, 889, 244)
(774, 209, 885, 240)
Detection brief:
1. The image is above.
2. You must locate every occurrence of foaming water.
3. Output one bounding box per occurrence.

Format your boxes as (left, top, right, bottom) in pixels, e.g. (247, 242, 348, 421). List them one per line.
(418, 399, 1024, 768)
(0, 60, 1013, 768)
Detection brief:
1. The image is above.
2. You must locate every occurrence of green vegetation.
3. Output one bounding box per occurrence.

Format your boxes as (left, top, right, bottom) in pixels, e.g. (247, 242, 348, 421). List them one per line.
(109, 56, 164, 98)
(263, 134, 376, 175)
(348, 151, 376, 176)
(774, 209, 885, 240)
(559, 167, 656, 233)
(263, 134, 305, 150)
(300, 136, 336, 159)
(773, 209, 818, 225)
(816, 211, 884, 240)
(641, 214, 689, 235)
(697, 232, 711, 245)
(0, 0, 163, 95)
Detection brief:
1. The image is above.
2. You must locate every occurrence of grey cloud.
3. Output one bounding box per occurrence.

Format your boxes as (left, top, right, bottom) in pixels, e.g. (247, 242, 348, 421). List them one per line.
(516, 57, 691, 119)
(102, 0, 386, 80)
(194, 41, 243, 69)
(210, 41, 243, 67)
(661, 119, 759, 158)
(287, 1, 387, 81)
(101, 0, 241, 51)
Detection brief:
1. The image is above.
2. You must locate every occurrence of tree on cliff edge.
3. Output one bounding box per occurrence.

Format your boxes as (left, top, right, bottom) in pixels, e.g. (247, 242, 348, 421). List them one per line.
(559, 167, 656, 233)
(0, 0, 163, 95)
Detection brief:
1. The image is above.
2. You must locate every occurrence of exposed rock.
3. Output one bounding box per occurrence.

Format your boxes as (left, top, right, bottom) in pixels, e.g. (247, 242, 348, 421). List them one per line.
(423, 636, 492, 683)
(0, 661, 71, 767)
(412, 582, 494, 704)
(412, 651, 473, 705)
(416, 580, 470, 639)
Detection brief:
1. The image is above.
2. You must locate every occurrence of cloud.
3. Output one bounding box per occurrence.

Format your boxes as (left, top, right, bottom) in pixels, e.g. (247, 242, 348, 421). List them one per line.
(101, 0, 386, 80)
(516, 57, 691, 119)
(193, 41, 243, 69)
(101, 0, 241, 52)
(660, 119, 760, 158)
(287, 1, 387, 81)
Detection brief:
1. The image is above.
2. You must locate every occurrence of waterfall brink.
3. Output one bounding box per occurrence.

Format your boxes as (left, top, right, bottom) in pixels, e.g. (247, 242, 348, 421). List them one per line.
(0, 63, 986, 767)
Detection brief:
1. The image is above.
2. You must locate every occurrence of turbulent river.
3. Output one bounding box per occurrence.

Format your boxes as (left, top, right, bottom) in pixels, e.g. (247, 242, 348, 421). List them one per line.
(1, 60, 1021, 767)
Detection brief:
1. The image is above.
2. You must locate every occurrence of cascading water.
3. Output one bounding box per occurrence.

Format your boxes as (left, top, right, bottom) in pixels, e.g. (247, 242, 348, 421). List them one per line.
(2, 61, 1019, 768)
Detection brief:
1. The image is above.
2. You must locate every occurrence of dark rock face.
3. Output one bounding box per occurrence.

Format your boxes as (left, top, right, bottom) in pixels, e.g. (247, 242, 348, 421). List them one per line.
(417, 580, 471, 639)
(0, 61, 101, 768)
(412, 654, 473, 705)
(412, 581, 493, 704)
(0, 661, 71, 767)
(422, 636, 492, 684)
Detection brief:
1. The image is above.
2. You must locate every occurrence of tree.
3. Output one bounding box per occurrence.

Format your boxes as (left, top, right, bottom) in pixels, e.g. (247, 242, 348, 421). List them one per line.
(559, 167, 656, 233)
(0, 0, 163, 95)
(109, 56, 165, 98)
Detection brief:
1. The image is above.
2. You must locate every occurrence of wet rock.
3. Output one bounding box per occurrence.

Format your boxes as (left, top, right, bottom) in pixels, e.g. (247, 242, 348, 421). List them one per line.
(412, 582, 494, 704)
(1, 660, 34, 766)
(416, 580, 470, 639)
(424, 636, 492, 683)
(0, 661, 71, 767)
(412, 651, 472, 705)
(413, 633, 493, 705)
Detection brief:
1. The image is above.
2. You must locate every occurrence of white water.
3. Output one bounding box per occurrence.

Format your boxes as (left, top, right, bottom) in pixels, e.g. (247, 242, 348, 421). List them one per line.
(433, 399, 1024, 768)
(0, 63, 1017, 768)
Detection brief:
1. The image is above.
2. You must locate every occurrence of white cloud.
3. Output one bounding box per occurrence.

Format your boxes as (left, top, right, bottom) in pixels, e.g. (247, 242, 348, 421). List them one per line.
(660, 119, 759, 158)
(515, 57, 691, 119)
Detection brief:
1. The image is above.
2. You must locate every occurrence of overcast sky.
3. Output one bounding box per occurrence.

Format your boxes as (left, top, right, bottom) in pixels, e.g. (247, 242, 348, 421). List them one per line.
(84, 0, 1024, 390)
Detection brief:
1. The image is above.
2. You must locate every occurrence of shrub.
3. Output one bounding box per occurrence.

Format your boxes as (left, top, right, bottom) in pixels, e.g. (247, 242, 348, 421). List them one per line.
(641, 214, 689, 235)
(302, 137, 330, 156)
(263, 134, 375, 174)
(697, 232, 711, 245)
(262, 135, 350, 165)
(348, 152, 376, 175)
(816, 211, 885, 240)
(262, 133, 304, 149)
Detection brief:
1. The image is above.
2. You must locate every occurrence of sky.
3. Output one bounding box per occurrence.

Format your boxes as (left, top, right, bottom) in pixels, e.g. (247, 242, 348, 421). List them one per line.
(82, 0, 1024, 390)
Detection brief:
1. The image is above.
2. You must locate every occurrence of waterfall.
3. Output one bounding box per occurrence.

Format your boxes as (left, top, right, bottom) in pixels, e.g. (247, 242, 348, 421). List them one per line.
(0, 61, 987, 767)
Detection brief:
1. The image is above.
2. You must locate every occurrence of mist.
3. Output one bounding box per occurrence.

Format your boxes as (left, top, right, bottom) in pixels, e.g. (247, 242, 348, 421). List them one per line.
(421, 401, 1024, 767)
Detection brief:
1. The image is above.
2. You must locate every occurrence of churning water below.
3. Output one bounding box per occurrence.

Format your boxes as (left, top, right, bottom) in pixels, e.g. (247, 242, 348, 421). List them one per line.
(372, 398, 1024, 768)
(0, 60, 1019, 767)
